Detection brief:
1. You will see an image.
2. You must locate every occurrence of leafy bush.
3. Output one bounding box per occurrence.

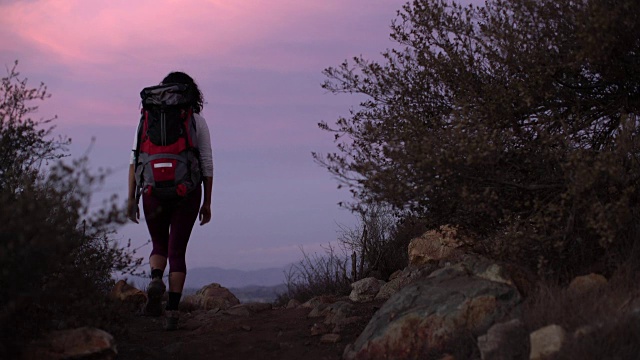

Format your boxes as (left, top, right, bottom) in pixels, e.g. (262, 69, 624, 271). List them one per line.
(0, 62, 141, 357)
(314, 0, 640, 279)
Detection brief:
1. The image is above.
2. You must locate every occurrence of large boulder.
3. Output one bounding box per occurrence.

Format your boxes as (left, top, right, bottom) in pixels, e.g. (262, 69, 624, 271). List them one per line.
(344, 267, 522, 360)
(181, 283, 240, 311)
(408, 225, 466, 266)
(376, 255, 515, 301)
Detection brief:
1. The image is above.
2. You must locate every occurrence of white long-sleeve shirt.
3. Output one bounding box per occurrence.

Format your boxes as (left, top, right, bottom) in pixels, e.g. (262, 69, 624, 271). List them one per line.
(130, 113, 214, 178)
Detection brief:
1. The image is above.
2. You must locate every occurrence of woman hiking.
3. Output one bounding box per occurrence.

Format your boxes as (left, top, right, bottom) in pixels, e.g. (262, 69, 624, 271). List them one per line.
(127, 71, 214, 331)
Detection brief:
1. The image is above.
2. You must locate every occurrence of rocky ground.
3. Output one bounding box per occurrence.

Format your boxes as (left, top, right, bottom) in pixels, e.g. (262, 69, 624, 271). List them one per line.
(24, 227, 629, 360)
(117, 297, 385, 360)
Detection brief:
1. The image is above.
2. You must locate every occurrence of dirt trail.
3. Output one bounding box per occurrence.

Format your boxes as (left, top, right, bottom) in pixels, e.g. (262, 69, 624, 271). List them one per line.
(117, 299, 384, 360)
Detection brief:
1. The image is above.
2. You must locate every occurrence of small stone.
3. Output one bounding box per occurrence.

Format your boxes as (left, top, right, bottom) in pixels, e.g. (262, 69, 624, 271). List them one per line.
(477, 318, 526, 360)
(311, 322, 330, 336)
(241, 325, 252, 331)
(320, 333, 341, 344)
(226, 305, 252, 316)
(567, 273, 607, 295)
(530, 324, 566, 360)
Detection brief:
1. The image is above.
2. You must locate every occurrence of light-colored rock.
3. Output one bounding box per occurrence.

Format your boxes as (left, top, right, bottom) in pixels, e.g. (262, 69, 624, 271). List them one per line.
(320, 333, 341, 343)
(308, 303, 330, 318)
(110, 280, 146, 311)
(476, 263, 513, 286)
(308, 301, 358, 334)
(181, 283, 240, 311)
(425, 255, 516, 294)
(301, 295, 336, 308)
(408, 225, 466, 266)
(323, 301, 354, 325)
(567, 273, 607, 295)
(375, 276, 411, 300)
(529, 324, 566, 360)
(477, 318, 527, 360)
(286, 299, 301, 309)
(349, 277, 386, 303)
(24, 327, 117, 360)
(344, 270, 521, 360)
(308, 301, 353, 327)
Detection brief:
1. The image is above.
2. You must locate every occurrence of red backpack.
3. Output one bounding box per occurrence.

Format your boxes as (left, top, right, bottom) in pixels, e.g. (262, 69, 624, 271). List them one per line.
(134, 83, 202, 201)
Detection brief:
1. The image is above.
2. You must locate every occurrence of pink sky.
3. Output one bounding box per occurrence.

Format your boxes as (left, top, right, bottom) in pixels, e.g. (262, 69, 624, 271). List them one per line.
(1, 0, 409, 270)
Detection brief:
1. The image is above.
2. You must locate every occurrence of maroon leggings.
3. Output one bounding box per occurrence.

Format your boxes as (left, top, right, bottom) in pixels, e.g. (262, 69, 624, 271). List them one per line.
(142, 187, 201, 274)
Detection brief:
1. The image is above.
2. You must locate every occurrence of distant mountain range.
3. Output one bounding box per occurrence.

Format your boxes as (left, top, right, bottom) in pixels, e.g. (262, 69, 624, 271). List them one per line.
(184, 266, 289, 289)
(122, 265, 290, 290)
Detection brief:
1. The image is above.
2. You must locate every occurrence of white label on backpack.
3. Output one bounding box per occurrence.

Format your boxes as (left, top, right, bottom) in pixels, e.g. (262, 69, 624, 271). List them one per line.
(153, 162, 173, 168)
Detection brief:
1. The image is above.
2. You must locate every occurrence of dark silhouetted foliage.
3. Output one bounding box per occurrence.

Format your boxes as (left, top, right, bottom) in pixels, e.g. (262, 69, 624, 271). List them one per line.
(0, 62, 141, 357)
(314, 0, 640, 279)
(276, 206, 427, 305)
(276, 244, 352, 305)
(338, 205, 427, 281)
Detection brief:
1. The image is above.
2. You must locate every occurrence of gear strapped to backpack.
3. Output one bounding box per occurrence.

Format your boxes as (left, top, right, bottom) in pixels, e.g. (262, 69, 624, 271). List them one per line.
(134, 83, 202, 201)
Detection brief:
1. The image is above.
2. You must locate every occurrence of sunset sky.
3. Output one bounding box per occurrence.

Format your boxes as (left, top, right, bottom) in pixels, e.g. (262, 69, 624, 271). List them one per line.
(1, 0, 411, 271)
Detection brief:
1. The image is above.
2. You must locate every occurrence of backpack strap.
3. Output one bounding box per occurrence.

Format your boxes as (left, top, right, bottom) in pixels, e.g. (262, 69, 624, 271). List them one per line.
(187, 111, 203, 180)
(133, 109, 146, 203)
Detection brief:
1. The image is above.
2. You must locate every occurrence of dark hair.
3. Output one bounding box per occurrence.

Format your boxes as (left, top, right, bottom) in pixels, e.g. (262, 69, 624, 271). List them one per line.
(162, 71, 204, 113)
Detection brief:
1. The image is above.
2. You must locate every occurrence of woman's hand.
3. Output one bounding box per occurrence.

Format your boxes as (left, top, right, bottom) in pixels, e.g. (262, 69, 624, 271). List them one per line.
(199, 203, 211, 225)
(127, 198, 139, 224)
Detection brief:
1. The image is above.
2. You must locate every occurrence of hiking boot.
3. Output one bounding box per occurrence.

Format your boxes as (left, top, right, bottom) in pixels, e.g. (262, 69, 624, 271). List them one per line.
(164, 310, 179, 331)
(143, 278, 166, 317)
